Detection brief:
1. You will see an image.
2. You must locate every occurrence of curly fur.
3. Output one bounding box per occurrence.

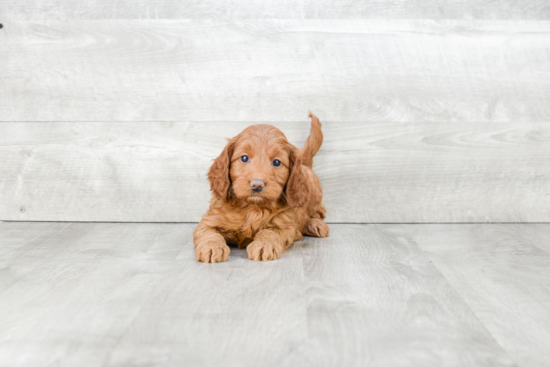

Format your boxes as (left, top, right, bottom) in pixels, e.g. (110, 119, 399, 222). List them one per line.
(194, 112, 329, 262)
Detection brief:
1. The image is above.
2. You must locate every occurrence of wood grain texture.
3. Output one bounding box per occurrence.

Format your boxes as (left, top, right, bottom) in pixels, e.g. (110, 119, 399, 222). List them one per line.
(408, 224, 550, 367)
(0, 222, 83, 293)
(1, 20, 549, 122)
(103, 232, 306, 367)
(1, 0, 549, 20)
(1, 120, 548, 223)
(286, 224, 514, 366)
(5, 222, 548, 366)
(0, 222, 190, 366)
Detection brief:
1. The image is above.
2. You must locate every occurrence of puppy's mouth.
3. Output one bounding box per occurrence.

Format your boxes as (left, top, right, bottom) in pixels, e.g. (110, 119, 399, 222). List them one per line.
(247, 188, 275, 203)
(247, 193, 264, 203)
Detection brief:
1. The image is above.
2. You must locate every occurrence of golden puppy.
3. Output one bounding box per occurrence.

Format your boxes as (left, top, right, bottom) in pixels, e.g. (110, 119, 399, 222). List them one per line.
(194, 112, 329, 262)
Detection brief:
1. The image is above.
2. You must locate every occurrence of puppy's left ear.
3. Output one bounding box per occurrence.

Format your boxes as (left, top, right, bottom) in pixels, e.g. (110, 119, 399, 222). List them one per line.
(208, 138, 235, 201)
(286, 147, 310, 207)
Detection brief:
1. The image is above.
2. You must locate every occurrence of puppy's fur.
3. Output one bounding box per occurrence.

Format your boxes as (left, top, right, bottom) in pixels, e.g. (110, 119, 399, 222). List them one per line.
(194, 112, 329, 262)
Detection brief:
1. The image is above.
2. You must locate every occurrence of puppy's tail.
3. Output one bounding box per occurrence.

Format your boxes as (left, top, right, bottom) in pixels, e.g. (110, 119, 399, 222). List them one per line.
(299, 111, 324, 168)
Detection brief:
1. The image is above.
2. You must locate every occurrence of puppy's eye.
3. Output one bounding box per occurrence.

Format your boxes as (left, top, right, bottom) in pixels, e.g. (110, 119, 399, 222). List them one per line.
(240, 155, 249, 163)
(272, 159, 281, 167)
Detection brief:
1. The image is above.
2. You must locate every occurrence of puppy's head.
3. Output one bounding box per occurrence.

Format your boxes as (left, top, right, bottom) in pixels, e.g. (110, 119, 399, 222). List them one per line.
(208, 124, 308, 207)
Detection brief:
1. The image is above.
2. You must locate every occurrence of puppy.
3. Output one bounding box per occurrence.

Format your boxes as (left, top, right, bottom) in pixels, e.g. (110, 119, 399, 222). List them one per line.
(194, 112, 329, 262)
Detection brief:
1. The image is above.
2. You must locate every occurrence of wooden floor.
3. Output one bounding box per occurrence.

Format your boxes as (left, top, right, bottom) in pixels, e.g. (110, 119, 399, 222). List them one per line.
(1, 222, 549, 367)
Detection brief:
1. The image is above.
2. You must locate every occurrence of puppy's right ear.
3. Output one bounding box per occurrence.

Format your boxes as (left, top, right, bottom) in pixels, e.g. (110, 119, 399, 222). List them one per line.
(207, 138, 234, 201)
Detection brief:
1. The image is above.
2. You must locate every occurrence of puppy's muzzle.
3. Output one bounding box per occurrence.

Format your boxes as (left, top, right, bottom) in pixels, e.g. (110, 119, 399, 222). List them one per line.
(250, 179, 265, 193)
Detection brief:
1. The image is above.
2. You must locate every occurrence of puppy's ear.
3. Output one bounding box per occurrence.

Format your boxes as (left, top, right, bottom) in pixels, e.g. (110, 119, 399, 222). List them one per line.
(286, 147, 310, 207)
(208, 139, 234, 201)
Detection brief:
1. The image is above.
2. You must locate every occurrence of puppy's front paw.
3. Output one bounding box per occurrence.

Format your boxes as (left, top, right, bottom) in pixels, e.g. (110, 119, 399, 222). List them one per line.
(304, 218, 330, 238)
(195, 241, 230, 263)
(247, 240, 283, 262)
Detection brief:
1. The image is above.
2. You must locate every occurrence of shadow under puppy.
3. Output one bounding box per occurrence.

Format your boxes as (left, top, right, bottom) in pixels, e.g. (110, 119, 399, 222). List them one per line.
(194, 112, 329, 262)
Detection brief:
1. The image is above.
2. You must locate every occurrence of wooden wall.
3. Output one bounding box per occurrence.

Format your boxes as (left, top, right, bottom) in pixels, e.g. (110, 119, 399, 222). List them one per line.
(1, 2, 549, 222)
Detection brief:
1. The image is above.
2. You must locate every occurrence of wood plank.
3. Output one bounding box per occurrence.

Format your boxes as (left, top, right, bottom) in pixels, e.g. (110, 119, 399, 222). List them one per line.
(522, 224, 550, 254)
(0, 222, 87, 293)
(1, 120, 548, 222)
(0, 222, 308, 367)
(1, 0, 549, 20)
(409, 224, 550, 367)
(285, 224, 515, 366)
(104, 224, 517, 366)
(1, 20, 549, 122)
(103, 232, 307, 367)
(0, 222, 190, 367)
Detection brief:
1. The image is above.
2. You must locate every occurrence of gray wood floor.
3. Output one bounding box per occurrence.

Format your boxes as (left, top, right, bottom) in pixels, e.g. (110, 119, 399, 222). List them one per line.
(1, 222, 549, 367)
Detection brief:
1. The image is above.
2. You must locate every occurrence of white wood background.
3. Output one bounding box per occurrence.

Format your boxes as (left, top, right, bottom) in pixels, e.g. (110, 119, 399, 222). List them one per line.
(1, 121, 548, 222)
(0, 3, 549, 222)
(1, 1, 549, 20)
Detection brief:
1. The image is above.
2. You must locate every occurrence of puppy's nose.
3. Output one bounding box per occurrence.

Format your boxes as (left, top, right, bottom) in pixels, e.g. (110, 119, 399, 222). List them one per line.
(250, 179, 265, 192)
